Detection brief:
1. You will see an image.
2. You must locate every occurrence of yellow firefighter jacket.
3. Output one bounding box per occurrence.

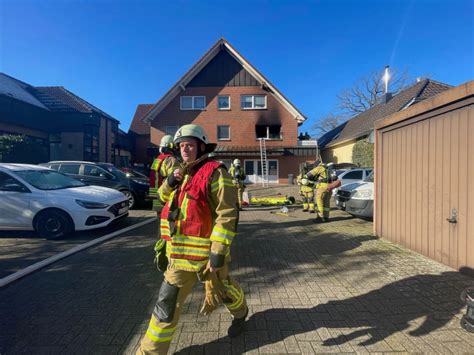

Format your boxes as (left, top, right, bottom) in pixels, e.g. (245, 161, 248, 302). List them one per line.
(158, 163, 239, 272)
(149, 154, 178, 211)
(308, 165, 329, 189)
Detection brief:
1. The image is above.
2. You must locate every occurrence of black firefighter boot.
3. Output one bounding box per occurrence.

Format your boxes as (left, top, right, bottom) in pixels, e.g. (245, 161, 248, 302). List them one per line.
(228, 308, 248, 338)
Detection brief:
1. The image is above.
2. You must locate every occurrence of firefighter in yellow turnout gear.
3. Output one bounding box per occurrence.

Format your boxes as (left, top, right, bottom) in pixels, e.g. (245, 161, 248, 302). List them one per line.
(149, 135, 179, 272)
(149, 135, 178, 214)
(296, 173, 316, 213)
(228, 159, 246, 208)
(307, 160, 331, 222)
(137, 125, 247, 355)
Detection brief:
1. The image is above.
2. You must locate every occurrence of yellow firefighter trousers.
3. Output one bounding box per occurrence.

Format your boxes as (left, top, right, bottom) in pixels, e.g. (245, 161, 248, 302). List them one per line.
(137, 261, 247, 355)
(301, 190, 315, 211)
(233, 181, 245, 207)
(316, 186, 331, 219)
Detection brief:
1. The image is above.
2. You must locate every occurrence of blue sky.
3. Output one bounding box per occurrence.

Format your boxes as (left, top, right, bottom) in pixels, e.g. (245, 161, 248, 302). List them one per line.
(1, 0, 473, 135)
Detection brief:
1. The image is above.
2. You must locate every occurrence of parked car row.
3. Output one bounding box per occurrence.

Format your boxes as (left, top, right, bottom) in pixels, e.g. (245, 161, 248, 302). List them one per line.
(40, 161, 149, 209)
(0, 164, 130, 239)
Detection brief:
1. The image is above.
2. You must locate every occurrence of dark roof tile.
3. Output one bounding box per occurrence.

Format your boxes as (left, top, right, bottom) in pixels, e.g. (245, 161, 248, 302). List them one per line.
(320, 79, 451, 148)
(32, 86, 118, 121)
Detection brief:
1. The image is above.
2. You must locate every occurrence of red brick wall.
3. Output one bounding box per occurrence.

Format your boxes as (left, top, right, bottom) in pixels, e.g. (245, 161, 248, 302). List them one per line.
(133, 135, 152, 165)
(149, 86, 299, 147)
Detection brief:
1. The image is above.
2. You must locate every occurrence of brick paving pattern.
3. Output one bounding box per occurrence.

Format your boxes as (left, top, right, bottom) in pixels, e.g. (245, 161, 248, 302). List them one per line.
(0, 185, 473, 354)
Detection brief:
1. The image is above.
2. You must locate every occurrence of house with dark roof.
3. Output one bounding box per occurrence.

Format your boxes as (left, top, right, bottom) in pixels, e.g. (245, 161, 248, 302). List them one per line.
(0, 73, 129, 165)
(138, 38, 316, 184)
(318, 79, 451, 164)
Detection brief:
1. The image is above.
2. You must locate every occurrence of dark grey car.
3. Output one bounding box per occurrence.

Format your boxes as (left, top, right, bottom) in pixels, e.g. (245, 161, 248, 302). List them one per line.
(42, 161, 149, 209)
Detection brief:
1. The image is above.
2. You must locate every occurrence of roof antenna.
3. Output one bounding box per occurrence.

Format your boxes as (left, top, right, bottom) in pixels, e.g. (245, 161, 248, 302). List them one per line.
(383, 65, 390, 94)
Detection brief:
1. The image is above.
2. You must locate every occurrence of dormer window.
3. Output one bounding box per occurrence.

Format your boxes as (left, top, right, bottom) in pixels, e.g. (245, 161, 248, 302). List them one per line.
(241, 95, 266, 110)
(180, 96, 206, 110)
(256, 125, 281, 140)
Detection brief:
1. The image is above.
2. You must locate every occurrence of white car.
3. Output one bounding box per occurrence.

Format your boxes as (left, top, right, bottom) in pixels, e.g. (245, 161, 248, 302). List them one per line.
(0, 164, 129, 239)
(332, 168, 373, 196)
(334, 172, 374, 219)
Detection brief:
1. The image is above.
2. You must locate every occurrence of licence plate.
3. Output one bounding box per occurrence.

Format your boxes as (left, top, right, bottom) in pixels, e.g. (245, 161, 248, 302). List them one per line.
(118, 207, 128, 215)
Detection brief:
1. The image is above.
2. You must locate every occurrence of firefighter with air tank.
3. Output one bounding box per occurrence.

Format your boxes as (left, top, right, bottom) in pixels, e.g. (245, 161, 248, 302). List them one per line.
(229, 159, 246, 209)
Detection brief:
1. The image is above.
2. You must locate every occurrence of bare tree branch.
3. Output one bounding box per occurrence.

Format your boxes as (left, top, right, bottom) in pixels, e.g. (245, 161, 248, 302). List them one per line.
(311, 68, 414, 139)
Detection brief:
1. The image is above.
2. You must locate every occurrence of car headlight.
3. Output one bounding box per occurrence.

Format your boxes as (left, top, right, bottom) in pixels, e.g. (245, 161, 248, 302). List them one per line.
(76, 199, 109, 209)
(132, 179, 149, 186)
(352, 189, 373, 199)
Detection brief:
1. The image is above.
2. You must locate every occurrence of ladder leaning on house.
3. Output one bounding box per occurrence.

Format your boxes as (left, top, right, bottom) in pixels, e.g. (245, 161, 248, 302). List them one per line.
(259, 138, 269, 187)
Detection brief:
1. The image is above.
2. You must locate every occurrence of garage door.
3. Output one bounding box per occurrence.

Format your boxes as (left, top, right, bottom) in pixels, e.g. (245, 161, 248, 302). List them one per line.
(379, 104, 473, 270)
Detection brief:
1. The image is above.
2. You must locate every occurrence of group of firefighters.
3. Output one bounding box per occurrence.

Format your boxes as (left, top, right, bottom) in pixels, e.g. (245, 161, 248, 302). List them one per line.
(296, 160, 340, 223)
(140, 123, 339, 354)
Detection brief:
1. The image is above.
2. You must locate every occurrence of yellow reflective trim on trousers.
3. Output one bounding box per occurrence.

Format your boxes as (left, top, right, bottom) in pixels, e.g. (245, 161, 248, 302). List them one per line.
(146, 330, 173, 343)
(146, 323, 176, 343)
(225, 285, 244, 310)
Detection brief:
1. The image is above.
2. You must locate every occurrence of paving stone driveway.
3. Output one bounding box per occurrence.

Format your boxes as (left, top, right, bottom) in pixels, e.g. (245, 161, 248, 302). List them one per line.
(0, 185, 473, 354)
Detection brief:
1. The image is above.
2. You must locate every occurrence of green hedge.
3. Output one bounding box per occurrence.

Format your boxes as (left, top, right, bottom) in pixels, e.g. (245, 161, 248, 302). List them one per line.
(0, 134, 48, 164)
(352, 139, 374, 167)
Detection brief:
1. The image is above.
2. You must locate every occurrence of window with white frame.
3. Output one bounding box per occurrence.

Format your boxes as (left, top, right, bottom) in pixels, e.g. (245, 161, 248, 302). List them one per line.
(217, 126, 230, 140)
(240, 95, 266, 109)
(180, 96, 206, 110)
(217, 95, 230, 110)
(165, 126, 179, 135)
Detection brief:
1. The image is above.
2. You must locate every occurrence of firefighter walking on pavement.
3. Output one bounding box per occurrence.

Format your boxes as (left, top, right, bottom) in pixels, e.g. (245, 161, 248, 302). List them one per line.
(306, 159, 331, 222)
(229, 159, 246, 209)
(137, 124, 247, 355)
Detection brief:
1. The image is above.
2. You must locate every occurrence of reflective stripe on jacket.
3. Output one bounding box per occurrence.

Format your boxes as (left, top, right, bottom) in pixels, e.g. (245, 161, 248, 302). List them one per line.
(149, 153, 174, 195)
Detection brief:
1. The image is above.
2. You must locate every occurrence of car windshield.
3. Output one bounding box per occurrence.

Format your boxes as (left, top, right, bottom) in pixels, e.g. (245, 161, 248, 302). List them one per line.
(102, 165, 128, 178)
(364, 172, 374, 182)
(16, 169, 85, 190)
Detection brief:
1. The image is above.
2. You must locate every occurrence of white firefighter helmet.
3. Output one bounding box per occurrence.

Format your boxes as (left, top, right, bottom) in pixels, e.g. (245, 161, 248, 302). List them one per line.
(174, 124, 217, 153)
(233, 159, 241, 166)
(159, 135, 174, 148)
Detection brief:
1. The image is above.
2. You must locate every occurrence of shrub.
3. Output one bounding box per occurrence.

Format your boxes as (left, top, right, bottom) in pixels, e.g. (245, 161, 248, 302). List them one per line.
(352, 139, 374, 167)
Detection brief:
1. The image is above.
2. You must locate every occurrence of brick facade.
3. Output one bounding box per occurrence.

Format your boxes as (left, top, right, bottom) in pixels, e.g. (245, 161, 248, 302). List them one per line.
(150, 86, 299, 148)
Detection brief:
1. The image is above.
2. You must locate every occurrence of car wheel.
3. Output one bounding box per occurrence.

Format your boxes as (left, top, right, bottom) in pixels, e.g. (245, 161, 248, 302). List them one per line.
(34, 209, 74, 240)
(121, 190, 136, 209)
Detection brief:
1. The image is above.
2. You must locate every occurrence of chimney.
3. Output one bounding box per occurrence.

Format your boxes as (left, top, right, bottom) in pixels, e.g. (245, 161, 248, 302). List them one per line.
(380, 65, 392, 104)
(380, 92, 392, 104)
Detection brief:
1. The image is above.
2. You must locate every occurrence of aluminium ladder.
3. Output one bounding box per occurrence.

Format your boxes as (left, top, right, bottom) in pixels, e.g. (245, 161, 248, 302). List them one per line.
(259, 138, 269, 187)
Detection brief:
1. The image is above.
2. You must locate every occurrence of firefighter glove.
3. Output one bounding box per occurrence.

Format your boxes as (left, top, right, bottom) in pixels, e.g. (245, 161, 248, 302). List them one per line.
(199, 268, 227, 316)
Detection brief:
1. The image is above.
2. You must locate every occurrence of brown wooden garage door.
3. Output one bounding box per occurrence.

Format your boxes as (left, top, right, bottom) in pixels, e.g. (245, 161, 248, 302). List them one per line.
(378, 102, 473, 270)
